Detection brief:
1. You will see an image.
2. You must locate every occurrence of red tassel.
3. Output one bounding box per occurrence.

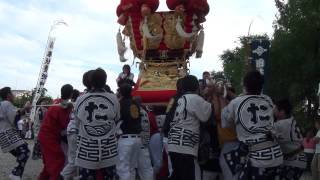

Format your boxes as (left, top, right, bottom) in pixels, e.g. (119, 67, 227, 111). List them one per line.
(166, 0, 181, 10)
(144, 0, 160, 12)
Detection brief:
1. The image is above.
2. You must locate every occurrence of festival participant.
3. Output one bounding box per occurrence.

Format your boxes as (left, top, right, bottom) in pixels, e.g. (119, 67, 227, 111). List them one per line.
(60, 89, 80, 180)
(157, 78, 184, 179)
(0, 87, 31, 180)
(311, 120, 320, 180)
(133, 96, 158, 180)
(61, 71, 93, 180)
(104, 84, 114, 94)
(155, 109, 166, 132)
(162, 78, 184, 139)
(198, 71, 211, 95)
(71, 89, 80, 102)
(273, 99, 306, 180)
(33, 98, 50, 135)
(221, 71, 283, 180)
(74, 68, 120, 179)
(168, 75, 212, 180)
(198, 82, 223, 180)
(303, 129, 316, 172)
(38, 84, 73, 180)
(116, 64, 135, 86)
(82, 70, 95, 93)
(116, 83, 142, 180)
(212, 84, 240, 180)
(32, 98, 51, 160)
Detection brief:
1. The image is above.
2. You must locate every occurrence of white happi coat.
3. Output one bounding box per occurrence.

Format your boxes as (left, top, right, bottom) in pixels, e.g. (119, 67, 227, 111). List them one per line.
(67, 111, 78, 135)
(117, 72, 134, 82)
(140, 108, 151, 147)
(138, 108, 154, 180)
(274, 117, 307, 168)
(74, 92, 120, 169)
(155, 114, 166, 131)
(168, 93, 212, 157)
(0, 101, 25, 153)
(221, 95, 283, 168)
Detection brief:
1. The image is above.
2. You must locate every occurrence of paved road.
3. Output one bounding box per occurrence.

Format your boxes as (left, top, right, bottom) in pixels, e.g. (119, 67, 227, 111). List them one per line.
(0, 140, 42, 180)
(0, 140, 314, 180)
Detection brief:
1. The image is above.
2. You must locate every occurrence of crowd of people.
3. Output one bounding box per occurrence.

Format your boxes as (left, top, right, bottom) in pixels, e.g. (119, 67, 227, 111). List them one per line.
(0, 65, 320, 180)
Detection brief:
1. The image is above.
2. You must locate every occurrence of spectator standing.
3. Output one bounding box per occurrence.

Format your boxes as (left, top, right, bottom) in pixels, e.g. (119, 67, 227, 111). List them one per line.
(311, 120, 320, 180)
(303, 129, 316, 172)
(17, 119, 24, 138)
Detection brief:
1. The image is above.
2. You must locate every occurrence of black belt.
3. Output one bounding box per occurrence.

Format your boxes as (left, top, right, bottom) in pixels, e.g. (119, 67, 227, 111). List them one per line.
(249, 141, 277, 152)
(121, 134, 141, 138)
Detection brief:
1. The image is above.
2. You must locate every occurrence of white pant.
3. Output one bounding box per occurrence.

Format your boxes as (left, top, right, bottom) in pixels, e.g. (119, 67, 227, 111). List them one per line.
(61, 133, 78, 179)
(219, 141, 240, 180)
(202, 171, 221, 180)
(116, 135, 142, 180)
(195, 159, 201, 180)
(137, 147, 154, 180)
(149, 133, 164, 174)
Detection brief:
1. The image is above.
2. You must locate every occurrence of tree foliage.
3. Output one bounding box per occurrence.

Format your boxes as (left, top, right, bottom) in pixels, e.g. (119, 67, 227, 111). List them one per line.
(219, 0, 320, 130)
(219, 35, 269, 94)
(13, 88, 52, 108)
(266, 0, 320, 128)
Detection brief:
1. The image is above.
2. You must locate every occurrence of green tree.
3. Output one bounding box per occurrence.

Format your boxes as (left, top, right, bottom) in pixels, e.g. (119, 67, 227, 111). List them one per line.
(218, 0, 320, 131)
(219, 35, 269, 94)
(210, 70, 227, 81)
(13, 88, 52, 108)
(13, 92, 33, 108)
(266, 0, 320, 128)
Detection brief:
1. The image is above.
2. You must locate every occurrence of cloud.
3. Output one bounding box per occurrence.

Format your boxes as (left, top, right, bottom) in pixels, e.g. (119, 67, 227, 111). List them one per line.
(0, 0, 277, 97)
(0, 0, 124, 97)
(190, 0, 277, 77)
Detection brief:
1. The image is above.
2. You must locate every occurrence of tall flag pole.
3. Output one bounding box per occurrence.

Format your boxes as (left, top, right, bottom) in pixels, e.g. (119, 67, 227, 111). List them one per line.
(30, 20, 67, 137)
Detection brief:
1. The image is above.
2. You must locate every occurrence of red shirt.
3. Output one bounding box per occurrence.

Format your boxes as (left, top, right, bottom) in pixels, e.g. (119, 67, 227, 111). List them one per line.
(148, 111, 159, 136)
(303, 138, 316, 150)
(38, 99, 72, 140)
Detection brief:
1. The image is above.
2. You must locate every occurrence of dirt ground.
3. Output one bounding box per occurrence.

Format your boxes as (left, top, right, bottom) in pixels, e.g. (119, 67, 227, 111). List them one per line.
(0, 140, 314, 180)
(0, 140, 42, 180)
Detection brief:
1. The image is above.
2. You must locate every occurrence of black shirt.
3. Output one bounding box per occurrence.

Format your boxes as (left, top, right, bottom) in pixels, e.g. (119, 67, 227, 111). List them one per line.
(120, 97, 142, 134)
(162, 94, 181, 137)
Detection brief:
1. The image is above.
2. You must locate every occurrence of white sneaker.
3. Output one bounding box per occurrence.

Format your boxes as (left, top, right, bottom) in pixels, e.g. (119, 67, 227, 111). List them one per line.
(9, 174, 21, 180)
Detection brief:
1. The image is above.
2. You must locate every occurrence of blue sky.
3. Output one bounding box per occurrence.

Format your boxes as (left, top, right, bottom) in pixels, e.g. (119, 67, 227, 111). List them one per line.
(0, 0, 277, 97)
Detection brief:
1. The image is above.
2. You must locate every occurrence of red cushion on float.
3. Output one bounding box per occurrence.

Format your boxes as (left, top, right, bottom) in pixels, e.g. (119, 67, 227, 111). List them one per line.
(132, 78, 177, 104)
(132, 89, 176, 104)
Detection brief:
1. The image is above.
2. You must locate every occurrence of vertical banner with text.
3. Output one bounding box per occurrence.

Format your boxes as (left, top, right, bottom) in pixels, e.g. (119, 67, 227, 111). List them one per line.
(30, 37, 56, 136)
(249, 39, 270, 75)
